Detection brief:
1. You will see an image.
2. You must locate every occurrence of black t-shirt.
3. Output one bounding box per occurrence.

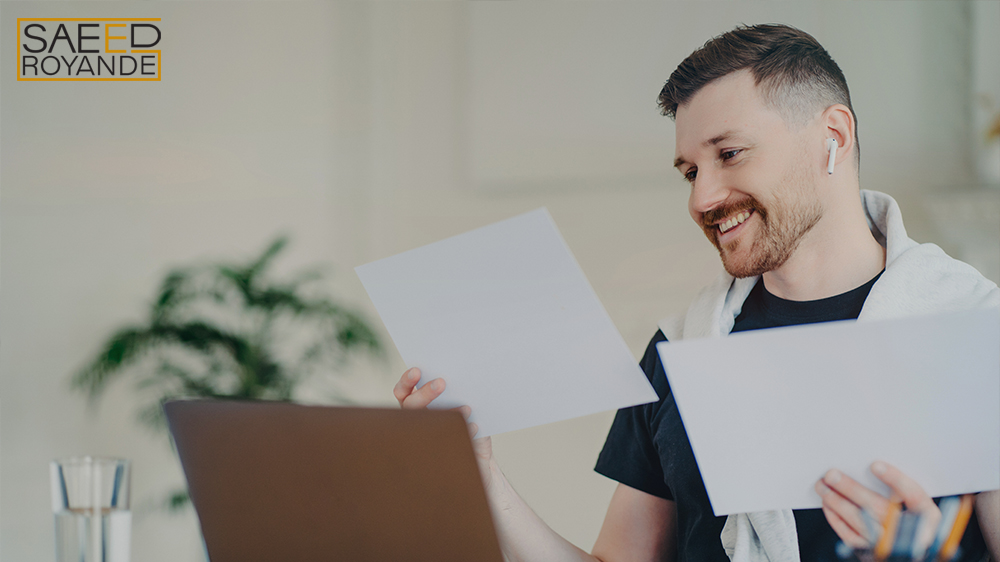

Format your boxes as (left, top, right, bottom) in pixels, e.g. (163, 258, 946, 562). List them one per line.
(594, 273, 986, 562)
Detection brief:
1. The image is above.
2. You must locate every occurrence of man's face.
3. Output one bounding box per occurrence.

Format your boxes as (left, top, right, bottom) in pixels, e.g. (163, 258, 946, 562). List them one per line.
(674, 71, 823, 278)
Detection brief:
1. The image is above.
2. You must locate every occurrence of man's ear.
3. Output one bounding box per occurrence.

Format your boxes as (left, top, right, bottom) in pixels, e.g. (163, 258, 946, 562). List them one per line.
(822, 104, 855, 170)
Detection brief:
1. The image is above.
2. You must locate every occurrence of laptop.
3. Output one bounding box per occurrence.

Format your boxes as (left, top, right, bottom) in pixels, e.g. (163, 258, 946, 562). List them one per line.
(164, 400, 504, 562)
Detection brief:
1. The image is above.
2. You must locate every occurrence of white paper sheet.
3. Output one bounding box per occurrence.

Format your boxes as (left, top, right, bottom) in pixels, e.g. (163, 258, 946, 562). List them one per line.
(356, 208, 658, 437)
(656, 308, 1000, 515)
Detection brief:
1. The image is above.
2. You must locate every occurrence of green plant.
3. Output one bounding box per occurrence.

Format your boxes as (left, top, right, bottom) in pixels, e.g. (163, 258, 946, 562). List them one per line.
(73, 236, 382, 436)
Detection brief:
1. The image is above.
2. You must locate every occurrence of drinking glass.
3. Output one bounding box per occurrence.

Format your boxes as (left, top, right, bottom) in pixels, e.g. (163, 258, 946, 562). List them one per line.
(50, 457, 131, 562)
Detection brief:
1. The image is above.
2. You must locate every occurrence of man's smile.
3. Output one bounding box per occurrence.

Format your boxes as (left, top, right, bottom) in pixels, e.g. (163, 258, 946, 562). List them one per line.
(703, 206, 758, 249)
(717, 210, 753, 234)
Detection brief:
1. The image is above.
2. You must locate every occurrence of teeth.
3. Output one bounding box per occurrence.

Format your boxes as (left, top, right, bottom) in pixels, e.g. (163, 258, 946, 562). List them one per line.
(719, 211, 750, 233)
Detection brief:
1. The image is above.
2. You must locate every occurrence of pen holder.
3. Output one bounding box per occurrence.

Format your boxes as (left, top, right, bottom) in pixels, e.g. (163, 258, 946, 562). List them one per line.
(836, 494, 974, 562)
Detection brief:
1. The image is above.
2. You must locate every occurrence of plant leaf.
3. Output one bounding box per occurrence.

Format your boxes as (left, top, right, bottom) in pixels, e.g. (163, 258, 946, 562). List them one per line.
(72, 327, 161, 399)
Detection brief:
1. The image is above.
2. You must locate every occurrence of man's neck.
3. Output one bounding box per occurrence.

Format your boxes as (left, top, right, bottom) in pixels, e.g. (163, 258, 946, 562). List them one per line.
(762, 194, 886, 302)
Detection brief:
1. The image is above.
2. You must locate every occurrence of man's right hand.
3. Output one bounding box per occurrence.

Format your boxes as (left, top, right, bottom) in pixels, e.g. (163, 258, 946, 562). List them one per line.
(393, 367, 495, 485)
(394, 367, 677, 562)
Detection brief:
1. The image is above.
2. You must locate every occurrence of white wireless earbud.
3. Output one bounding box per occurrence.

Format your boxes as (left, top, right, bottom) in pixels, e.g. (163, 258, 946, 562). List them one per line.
(826, 138, 838, 175)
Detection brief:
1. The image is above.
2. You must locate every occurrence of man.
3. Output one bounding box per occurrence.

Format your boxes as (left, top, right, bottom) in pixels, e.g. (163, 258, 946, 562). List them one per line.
(394, 24, 1000, 561)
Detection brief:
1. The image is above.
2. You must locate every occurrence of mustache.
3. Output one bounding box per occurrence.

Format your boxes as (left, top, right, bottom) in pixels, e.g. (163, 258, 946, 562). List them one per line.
(702, 196, 764, 228)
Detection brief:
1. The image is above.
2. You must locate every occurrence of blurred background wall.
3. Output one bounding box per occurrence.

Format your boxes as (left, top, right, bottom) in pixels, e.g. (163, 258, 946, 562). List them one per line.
(2, 1, 998, 560)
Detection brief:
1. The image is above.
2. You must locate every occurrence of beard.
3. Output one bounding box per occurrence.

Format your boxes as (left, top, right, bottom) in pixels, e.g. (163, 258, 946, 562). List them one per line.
(701, 185, 822, 278)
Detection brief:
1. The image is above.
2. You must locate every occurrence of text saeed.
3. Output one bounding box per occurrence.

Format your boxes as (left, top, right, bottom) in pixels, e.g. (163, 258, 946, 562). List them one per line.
(17, 18, 161, 81)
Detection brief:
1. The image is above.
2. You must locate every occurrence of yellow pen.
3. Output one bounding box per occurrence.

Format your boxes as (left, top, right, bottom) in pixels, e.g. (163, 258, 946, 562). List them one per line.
(874, 498, 903, 561)
(937, 494, 975, 562)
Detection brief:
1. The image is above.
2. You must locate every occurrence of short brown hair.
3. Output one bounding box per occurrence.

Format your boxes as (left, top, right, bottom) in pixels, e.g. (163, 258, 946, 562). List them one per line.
(659, 24, 859, 162)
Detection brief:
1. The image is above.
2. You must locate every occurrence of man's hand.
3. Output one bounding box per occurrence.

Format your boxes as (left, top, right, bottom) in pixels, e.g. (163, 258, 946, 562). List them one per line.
(394, 367, 677, 562)
(815, 461, 941, 551)
(392, 368, 496, 485)
(393, 366, 447, 409)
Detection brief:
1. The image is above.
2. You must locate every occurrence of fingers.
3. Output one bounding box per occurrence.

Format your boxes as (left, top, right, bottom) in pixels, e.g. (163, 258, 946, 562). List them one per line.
(403, 377, 446, 409)
(395, 375, 489, 465)
(821, 505, 869, 549)
(453, 406, 477, 437)
(393, 368, 447, 409)
(393, 368, 421, 405)
(870, 461, 941, 550)
(816, 468, 892, 549)
(455, 406, 483, 440)
(870, 461, 938, 516)
(816, 477, 876, 544)
(448, 406, 493, 467)
(821, 468, 892, 520)
(469, 425, 495, 465)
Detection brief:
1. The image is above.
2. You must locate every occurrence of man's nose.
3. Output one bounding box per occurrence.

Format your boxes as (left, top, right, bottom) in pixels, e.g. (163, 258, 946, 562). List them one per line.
(688, 168, 730, 216)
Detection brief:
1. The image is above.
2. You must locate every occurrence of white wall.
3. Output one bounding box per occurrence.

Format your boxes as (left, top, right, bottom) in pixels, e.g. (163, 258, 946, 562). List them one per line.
(2, 2, 997, 561)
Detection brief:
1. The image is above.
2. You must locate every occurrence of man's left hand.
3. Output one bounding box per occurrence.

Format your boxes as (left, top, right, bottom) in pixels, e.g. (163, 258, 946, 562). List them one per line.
(814, 461, 941, 550)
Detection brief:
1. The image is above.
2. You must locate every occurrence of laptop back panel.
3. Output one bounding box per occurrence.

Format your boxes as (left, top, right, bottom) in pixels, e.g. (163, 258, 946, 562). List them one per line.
(165, 400, 503, 562)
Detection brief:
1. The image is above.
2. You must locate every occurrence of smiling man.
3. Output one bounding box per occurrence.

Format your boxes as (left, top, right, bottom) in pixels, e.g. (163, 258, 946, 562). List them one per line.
(395, 24, 1000, 562)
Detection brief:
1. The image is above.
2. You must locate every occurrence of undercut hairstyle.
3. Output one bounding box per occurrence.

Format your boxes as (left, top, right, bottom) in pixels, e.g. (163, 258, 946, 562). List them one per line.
(659, 24, 859, 165)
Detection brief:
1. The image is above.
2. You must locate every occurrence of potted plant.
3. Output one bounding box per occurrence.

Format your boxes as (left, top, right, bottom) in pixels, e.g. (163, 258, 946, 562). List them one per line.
(72, 237, 383, 507)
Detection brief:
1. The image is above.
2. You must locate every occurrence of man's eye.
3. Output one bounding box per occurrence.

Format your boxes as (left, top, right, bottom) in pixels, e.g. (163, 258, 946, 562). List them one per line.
(684, 168, 697, 182)
(721, 149, 742, 161)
